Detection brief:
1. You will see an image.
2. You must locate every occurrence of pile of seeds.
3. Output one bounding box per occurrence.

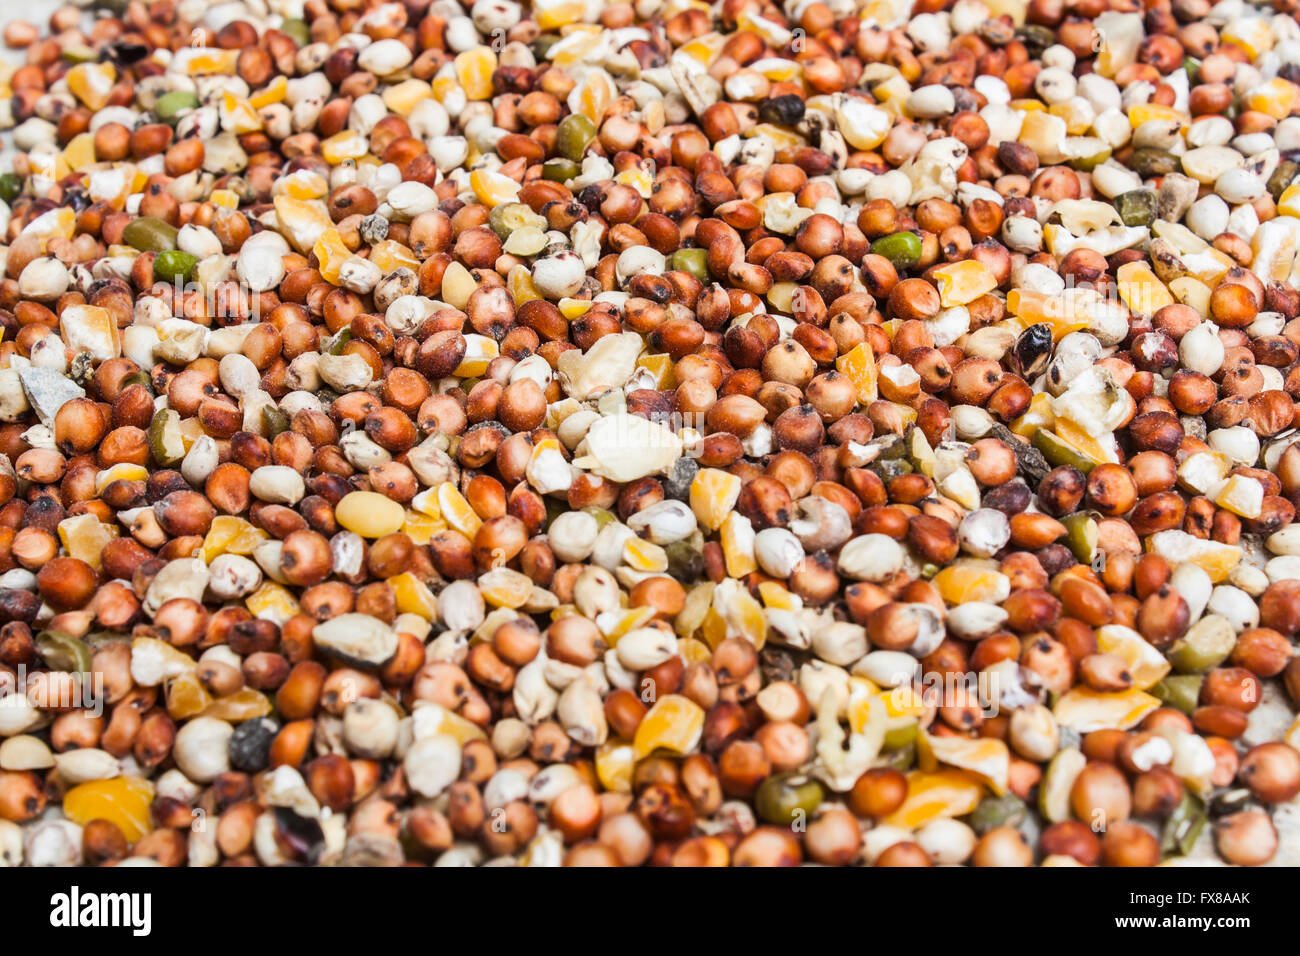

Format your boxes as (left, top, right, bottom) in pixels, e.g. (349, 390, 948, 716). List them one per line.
(2, 0, 1300, 868)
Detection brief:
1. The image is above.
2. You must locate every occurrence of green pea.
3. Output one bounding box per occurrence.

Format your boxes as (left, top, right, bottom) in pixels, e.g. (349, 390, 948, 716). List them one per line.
(869, 231, 922, 270)
(1268, 160, 1299, 201)
(882, 720, 918, 751)
(1161, 792, 1206, 857)
(154, 90, 199, 123)
(667, 248, 709, 283)
(1129, 148, 1179, 177)
(123, 216, 179, 252)
(1115, 189, 1157, 227)
(666, 540, 705, 582)
(542, 159, 580, 183)
(1150, 674, 1203, 716)
(1067, 147, 1112, 172)
(0, 172, 21, 205)
(1060, 512, 1099, 565)
(280, 18, 311, 46)
(968, 793, 1028, 835)
(754, 773, 824, 826)
(153, 249, 198, 284)
(556, 114, 597, 162)
(581, 506, 616, 529)
(120, 370, 154, 392)
(324, 328, 352, 355)
(35, 631, 92, 673)
(147, 408, 186, 467)
(61, 45, 98, 64)
(1032, 429, 1097, 476)
(1167, 618, 1235, 673)
(262, 406, 290, 438)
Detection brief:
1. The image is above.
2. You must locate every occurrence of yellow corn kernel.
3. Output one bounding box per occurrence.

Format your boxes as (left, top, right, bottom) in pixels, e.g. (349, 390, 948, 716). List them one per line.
(1213, 474, 1264, 519)
(411, 703, 487, 744)
(57, 514, 118, 570)
(569, 70, 615, 124)
(1053, 687, 1161, 732)
(689, 468, 741, 532)
(63, 777, 154, 843)
(66, 62, 116, 110)
(1245, 77, 1300, 120)
(932, 565, 1011, 605)
(1116, 260, 1174, 317)
(720, 512, 757, 578)
(835, 341, 878, 405)
(1126, 102, 1183, 128)
(1146, 529, 1243, 582)
(595, 739, 636, 793)
(478, 567, 534, 608)
(454, 46, 497, 101)
(182, 48, 239, 75)
(1010, 391, 1054, 440)
(558, 296, 592, 319)
(210, 188, 240, 209)
(507, 266, 542, 306)
(932, 259, 997, 308)
(437, 482, 483, 538)
(274, 194, 332, 254)
(166, 672, 214, 720)
(598, 605, 656, 642)
(202, 516, 268, 563)
(1221, 17, 1273, 59)
(320, 130, 369, 165)
(248, 75, 287, 110)
(313, 227, 353, 285)
(633, 694, 705, 760)
(635, 353, 675, 389)
(1280, 183, 1300, 219)
(61, 132, 97, 172)
(615, 166, 653, 198)
(469, 168, 521, 208)
(383, 78, 433, 116)
(757, 581, 801, 612)
(534, 0, 586, 29)
(712, 578, 766, 648)
(1096, 625, 1170, 691)
(95, 462, 149, 495)
(401, 511, 443, 545)
(623, 536, 669, 573)
(882, 770, 985, 830)
(369, 239, 419, 274)
(918, 732, 1011, 795)
(454, 334, 500, 377)
(389, 572, 438, 620)
(245, 582, 301, 626)
(276, 169, 329, 200)
(220, 92, 261, 134)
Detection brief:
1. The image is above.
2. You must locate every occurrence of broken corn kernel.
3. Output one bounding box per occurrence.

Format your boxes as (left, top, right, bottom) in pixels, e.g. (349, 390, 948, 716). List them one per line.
(690, 468, 742, 531)
(469, 168, 521, 208)
(57, 514, 118, 570)
(454, 334, 499, 377)
(1116, 260, 1174, 318)
(389, 572, 438, 620)
(202, 516, 268, 563)
(67, 62, 116, 110)
(836, 341, 878, 405)
(882, 770, 985, 830)
(437, 482, 483, 538)
(623, 536, 669, 573)
(246, 582, 301, 626)
(320, 130, 369, 165)
(634, 694, 705, 760)
(478, 567, 534, 608)
(63, 777, 154, 842)
(720, 512, 757, 578)
(1146, 529, 1242, 582)
(1053, 686, 1161, 732)
(932, 259, 997, 307)
(454, 47, 497, 101)
(932, 565, 1010, 604)
(595, 739, 636, 793)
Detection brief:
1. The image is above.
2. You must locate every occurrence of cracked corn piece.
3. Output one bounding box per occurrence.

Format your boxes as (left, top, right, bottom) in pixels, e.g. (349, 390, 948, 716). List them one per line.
(63, 777, 154, 843)
(689, 468, 742, 532)
(932, 260, 997, 308)
(454, 47, 497, 101)
(633, 694, 705, 760)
